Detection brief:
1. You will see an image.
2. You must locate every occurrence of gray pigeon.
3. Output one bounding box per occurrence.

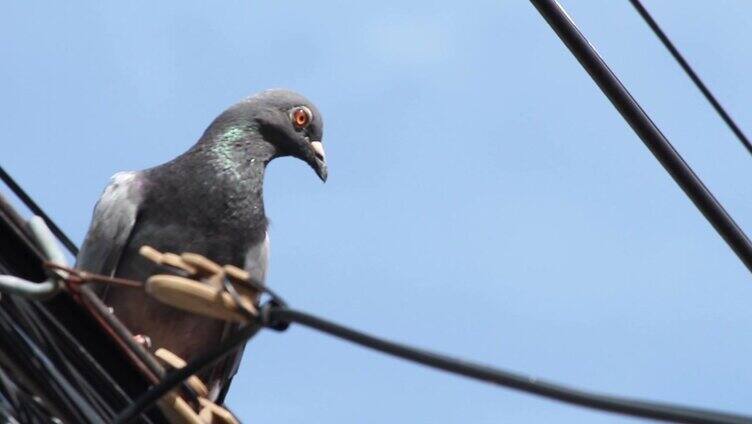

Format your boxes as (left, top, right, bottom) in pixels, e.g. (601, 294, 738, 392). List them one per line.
(76, 89, 327, 399)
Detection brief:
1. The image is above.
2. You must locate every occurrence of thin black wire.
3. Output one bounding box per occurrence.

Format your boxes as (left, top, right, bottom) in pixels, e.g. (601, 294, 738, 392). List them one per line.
(628, 0, 752, 156)
(0, 307, 101, 423)
(114, 303, 752, 424)
(113, 324, 260, 424)
(9, 298, 114, 419)
(529, 0, 752, 274)
(34, 302, 143, 422)
(0, 165, 79, 256)
(114, 278, 283, 422)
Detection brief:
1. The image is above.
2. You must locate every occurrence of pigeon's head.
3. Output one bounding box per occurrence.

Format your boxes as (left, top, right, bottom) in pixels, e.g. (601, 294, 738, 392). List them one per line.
(235, 89, 327, 182)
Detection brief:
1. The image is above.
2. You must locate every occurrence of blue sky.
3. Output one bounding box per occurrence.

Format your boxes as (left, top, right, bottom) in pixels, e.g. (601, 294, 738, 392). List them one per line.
(2, 1, 752, 422)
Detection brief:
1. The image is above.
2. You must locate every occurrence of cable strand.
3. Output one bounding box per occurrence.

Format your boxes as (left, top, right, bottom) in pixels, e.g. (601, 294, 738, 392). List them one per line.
(628, 0, 752, 156)
(113, 302, 752, 424)
(528, 0, 752, 274)
(270, 307, 752, 424)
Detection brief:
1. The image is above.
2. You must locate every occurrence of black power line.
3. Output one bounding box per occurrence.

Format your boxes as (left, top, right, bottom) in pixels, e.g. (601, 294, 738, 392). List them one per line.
(628, 0, 752, 156)
(114, 304, 752, 424)
(0, 165, 78, 256)
(271, 308, 752, 424)
(529, 0, 752, 274)
(113, 324, 259, 423)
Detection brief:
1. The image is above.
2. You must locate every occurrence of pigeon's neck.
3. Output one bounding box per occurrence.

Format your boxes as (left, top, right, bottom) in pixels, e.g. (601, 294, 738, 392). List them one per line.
(183, 125, 276, 214)
(206, 126, 274, 174)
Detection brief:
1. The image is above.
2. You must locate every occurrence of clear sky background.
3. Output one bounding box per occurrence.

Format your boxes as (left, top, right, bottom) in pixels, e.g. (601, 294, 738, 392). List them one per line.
(2, 1, 752, 422)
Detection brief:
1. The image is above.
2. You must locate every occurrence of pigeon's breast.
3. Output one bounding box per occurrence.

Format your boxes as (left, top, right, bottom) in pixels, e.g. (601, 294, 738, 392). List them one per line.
(116, 190, 267, 282)
(243, 231, 269, 284)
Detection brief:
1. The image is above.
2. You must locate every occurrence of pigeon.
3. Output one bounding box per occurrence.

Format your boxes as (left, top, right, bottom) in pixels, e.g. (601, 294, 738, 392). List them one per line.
(76, 89, 327, 400)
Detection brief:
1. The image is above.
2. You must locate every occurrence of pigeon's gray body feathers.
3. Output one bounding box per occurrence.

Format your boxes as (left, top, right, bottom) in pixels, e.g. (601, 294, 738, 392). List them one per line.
(76, 89, 326, 399)
(79, 150, 271, 397)
(77, 171, 143, 277)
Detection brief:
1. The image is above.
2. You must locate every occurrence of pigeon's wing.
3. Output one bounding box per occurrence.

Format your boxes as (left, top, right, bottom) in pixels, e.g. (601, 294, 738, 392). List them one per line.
(214, 231, 269, 402)
(76, 171, 143, 276)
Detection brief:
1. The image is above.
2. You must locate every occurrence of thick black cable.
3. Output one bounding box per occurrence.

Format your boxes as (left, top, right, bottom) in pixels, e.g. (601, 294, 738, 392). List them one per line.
(113, 324, 260, 424)
(269, 307, 752, 424)
(529, 0, 752, 274)
(0, 165, 78, 256)
(114, 302, 752, 424)
(628, 0, 752, 156)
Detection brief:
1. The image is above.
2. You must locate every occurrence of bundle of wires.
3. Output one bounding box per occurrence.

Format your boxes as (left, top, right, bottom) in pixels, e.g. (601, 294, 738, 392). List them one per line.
(0, 193, 162, 423)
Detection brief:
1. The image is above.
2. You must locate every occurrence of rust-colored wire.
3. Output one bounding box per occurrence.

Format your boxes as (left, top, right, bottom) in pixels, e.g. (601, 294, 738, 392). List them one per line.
(43, 262, 143, 289)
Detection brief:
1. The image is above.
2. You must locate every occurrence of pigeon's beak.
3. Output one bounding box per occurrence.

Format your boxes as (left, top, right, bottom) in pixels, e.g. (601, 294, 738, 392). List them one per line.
(309, 141, 328, 182)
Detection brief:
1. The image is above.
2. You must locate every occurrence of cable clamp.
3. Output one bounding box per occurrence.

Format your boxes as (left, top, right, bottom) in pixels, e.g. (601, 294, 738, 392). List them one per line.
(259, 301, 289, 332)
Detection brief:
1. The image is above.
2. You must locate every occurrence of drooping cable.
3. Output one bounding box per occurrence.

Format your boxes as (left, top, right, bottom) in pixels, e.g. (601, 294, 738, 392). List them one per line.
(267, 307, 752, 424)
(628, 0, 752, 156)
(114, 302, 752, 424)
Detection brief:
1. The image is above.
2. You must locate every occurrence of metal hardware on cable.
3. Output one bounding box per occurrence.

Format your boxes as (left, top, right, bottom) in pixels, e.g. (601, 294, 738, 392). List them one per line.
(0, 215, 143, 300)
(529, 0, 752, 275)
(0, 216, 68, 299)
(628, 0, 752, 156)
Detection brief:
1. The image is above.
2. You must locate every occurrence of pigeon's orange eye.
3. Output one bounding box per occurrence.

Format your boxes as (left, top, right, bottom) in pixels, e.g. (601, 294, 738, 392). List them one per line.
(292, 107, 311, 129)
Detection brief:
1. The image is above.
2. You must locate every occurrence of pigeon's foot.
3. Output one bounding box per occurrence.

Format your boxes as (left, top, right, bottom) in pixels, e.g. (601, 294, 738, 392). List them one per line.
(133, 334, 152, 349)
